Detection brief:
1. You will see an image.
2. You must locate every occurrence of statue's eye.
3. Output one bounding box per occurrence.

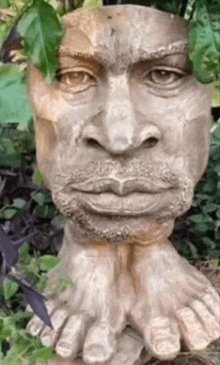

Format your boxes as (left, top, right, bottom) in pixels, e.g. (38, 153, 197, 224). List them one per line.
(57, 71, 95, 87)
(147, 69, 183, 85)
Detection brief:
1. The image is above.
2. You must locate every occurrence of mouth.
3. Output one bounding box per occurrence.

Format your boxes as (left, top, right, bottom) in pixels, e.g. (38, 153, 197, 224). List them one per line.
(69, 178, 176, 216)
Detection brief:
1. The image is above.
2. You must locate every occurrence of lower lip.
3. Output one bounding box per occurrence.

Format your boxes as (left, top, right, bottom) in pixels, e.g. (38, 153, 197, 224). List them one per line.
(78, 191, 174, 216)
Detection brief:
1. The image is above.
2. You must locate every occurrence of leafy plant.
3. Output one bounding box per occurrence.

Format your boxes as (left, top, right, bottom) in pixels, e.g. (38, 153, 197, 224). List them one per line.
(0, 120, 35, 170)
(0, 309, 58, 365)
(189, 0, 220, 83)
(0, 64, 32, 128)
(0, 227, 74, 364)
(173, 118, 220, 260)
(0, 225, 53, 327)
(17, 0, 63, 82)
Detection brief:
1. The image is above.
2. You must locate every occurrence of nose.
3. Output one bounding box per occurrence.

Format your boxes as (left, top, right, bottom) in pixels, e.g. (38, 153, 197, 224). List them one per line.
(82, 76, 161, 155)
(83, 122, 161, 155)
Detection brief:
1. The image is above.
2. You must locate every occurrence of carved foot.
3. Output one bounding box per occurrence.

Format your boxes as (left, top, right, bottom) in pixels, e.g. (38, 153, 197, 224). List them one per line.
(130, 242, 219, 360)
(27, 298, 124, 364)
(27, 247, 126, 365)
(27, 301, 149, 365)
(32, 327, 148, 365)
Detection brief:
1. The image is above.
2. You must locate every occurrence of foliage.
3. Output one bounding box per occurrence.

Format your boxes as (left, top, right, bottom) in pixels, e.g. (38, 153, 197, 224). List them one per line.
(189, 0, 220, 83)
(17, 0, 63, 82)
(0, 64, 32, 128)
(0, 124, 71, 363)
(0, 225, 53, 326)
(0, 226, 74, 364)
(173, 118, 219, 260)
(0, 309, 58, 365)
(0, 119, 34, 172)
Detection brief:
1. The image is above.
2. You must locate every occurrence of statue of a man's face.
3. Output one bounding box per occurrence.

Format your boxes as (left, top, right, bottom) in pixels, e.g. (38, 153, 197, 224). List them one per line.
(28, 5, 212, 243)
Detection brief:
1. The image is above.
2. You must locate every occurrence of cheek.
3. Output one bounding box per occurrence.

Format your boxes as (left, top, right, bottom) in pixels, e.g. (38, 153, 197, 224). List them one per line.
(183, 116, 210, 182)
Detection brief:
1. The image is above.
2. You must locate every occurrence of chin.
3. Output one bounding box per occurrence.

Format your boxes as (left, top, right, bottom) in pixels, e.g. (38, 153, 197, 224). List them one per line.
(67, 208, 175, 245)
(52, 175, 194, 244)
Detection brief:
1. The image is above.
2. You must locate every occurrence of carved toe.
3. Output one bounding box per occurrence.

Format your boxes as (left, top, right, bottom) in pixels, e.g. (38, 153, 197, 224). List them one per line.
(190, 299, 219, 341)
(40, 307, 69, 347)
(27, 300, 55, 336)
(83, 322, 116, 364)
(144, 317, 180, 360)
(55, 313, 89, 359)
(177, 306, 211, 350)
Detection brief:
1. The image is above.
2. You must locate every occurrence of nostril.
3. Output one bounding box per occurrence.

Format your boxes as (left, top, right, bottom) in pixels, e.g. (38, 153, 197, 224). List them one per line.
(143, 137, 159, 149)
(86, 138, 101, 148)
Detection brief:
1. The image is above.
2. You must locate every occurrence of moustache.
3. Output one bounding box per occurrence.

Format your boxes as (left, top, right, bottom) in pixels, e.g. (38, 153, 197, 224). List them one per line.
(54, 158, 191, 194)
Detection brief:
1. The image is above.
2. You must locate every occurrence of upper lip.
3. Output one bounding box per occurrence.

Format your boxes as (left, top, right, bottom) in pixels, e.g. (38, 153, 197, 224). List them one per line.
(69, 178, 174, 196)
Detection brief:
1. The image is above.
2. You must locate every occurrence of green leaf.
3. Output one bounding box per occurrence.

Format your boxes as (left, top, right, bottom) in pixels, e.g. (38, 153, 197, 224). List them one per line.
(2, 353, 21, 365)
(13, 198, 26, 209)
(53, 276, 74, 295)
(2, 208, 18, 219)
(25, 257, 39, 276)
(37, 255, 61, 271)
(0, 64, 32, 128)
(32, 167, 46, 185)
(31, 191, 48, 206)
(189, 0, 220, 83)
(17, 0, 63, 81)
(212, 122, 220, 140)
(83, 0, 103, 8)
(19, 243, 31, 265)
(203, 203, 219, 213)
(33, 204, 57, 218)
(212, 81, 220, 107)
(0, 152, 23, 169)
(36, 274, 48, 291)
(10, 310, 33, 322)
(1, 0, 10, 8)
(194, 223, 208, 233)
(59, 276, 74, 287)
(3, 278, 19, 300)
(189, 214, 204, 223)
(202, 237, 216, 248)
(32, 347, 54, 362)
(13, 336, 34, 356)
(0, 326, 12, 340)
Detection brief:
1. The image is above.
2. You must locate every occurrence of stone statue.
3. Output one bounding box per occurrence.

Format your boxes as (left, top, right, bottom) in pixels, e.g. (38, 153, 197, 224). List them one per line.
(26, 5, 219, 365)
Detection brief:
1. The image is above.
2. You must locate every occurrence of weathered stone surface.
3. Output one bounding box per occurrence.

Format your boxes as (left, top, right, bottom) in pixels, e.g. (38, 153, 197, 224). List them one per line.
(109, 327, 145, 365)
(27, 5, 219, 365)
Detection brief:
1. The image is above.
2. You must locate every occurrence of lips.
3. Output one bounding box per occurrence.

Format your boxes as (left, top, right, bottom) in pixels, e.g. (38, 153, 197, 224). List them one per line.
(68, 178, 176, 216)
(69, 178, 174, 195)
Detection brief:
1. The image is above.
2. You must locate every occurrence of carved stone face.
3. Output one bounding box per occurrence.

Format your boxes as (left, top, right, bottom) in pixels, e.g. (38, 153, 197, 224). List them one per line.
(28, 5, 212, 243)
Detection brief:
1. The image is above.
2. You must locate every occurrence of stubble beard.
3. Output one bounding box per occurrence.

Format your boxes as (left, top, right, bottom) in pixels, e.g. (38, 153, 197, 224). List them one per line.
(51, 158, 194, 244)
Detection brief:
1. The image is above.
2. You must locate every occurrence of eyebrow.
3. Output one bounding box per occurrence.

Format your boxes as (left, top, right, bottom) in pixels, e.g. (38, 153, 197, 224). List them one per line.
(59, 40, 188, 65)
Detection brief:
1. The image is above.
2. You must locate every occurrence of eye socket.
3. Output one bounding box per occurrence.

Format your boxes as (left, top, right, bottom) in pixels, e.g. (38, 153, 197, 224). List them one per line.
(57, 70, 96, 88)
(146, 69, 184, 85)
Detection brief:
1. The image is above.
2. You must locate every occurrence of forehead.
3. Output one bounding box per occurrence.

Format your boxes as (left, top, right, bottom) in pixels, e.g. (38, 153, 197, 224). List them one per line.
(61, 5, 189, 69)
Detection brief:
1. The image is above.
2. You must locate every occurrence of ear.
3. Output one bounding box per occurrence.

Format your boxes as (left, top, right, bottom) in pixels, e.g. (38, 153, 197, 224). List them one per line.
(27, 66, 57, 182)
